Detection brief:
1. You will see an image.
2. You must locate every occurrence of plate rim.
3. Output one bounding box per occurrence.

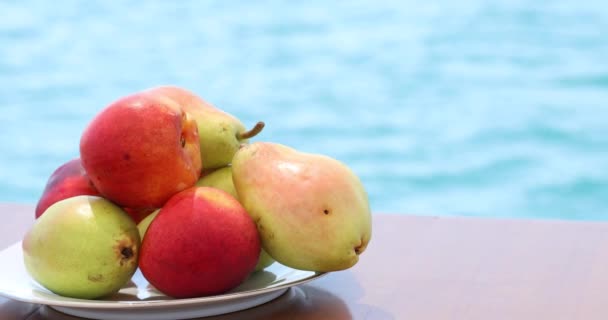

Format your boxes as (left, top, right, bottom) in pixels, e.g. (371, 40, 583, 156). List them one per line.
(0, 241, 328, 309)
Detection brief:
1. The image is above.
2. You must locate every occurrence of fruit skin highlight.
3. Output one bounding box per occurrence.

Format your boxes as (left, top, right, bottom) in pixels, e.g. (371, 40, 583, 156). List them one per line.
(79, 90, 202, 210)
(23, 195, 140, 299)
(35, 158, 100, 219)
(139, 187, 260, 298)
(232, 142, 372, 272)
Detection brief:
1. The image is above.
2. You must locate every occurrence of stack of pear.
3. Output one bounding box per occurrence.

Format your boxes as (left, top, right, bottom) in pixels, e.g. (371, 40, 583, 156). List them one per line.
(231, 142, 372, 272)
(24, 84, 373, 302)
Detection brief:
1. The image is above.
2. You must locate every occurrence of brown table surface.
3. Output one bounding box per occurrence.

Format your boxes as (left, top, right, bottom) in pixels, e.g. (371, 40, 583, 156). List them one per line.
(2, 202, 608, 319)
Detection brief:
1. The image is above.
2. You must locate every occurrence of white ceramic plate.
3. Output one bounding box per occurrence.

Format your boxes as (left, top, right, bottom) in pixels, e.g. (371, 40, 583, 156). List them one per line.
(0, 242, 326, 319)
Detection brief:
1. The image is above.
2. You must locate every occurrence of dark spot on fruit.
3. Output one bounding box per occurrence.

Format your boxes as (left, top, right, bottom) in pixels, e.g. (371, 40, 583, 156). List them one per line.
(354, 237, 365, 255)
(88, 274, 103, 282)
(255, 218, 263, 230)
(115, 239, 136, 266)
(121, 247, 133, 259)
(323, 209, 330, 215)
(123, 153, 131, 160)
(355, 246, 362, 255)
(180, 135, 186, 147)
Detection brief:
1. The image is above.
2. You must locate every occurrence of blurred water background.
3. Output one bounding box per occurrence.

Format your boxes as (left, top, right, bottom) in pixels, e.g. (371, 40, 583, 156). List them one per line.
(1, 1, 607, 220)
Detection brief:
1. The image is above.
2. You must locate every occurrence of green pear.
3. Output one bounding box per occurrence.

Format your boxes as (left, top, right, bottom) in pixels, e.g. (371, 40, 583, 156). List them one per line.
(137, 209, 160, 240)
(197, 167, 275, 271)
(255, 249, 275, 272)
(147, 86, 265, 170)
(22, 195, 140, 299)
(196, 167, 237, 196)
(232, 142, 372, 272)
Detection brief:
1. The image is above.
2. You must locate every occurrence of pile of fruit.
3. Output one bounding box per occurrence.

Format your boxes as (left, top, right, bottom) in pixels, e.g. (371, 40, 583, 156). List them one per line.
(22, 86, 372, 299)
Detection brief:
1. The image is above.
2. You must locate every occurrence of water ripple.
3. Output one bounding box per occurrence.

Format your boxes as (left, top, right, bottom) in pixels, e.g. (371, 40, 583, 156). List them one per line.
(1, 0, 607, 219)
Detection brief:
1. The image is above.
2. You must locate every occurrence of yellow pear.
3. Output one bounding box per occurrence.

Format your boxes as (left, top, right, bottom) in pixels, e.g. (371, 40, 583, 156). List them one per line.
(232, 142, 372, 272)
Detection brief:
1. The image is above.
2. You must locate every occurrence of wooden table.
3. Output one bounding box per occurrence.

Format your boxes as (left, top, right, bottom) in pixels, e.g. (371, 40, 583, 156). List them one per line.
(2, 202, 608, 319)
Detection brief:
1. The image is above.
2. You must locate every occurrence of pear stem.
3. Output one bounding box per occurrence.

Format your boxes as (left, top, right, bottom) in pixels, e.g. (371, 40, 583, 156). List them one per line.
(238, 121, 265, 140)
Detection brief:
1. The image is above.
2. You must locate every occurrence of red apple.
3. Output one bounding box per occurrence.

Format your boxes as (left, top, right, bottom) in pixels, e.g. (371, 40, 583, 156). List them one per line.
(35, 158, 100, 218)
(139, 186, 260, 298)
(80, 91, 202, 209)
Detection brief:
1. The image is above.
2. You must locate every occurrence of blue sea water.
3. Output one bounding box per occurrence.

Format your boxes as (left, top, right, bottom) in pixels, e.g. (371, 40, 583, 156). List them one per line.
(1, 1, 607, 220)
